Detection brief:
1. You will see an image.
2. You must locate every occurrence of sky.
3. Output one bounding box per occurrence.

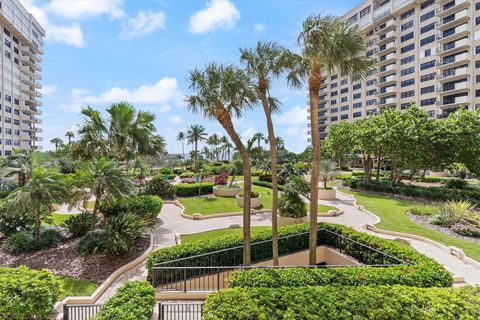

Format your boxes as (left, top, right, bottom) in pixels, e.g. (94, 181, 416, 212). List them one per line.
(22, 0, 361, 154)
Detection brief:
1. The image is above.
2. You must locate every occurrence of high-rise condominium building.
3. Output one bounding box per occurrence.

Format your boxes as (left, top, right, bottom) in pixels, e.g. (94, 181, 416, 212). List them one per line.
(0, 0, 44, 155)
(311, 0, 480, 141)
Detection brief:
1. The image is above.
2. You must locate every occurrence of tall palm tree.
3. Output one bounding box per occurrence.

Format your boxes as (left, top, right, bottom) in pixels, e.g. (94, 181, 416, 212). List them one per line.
(177, 131, 186, 164)
(288, 15, 372, 265)
(186, 62, 257, 265)
(70, 157, 133, 230)
(50, 138, 63, 152)
(186, 124, 207, 171)
(73, 106, 109, 160)
(7, 167, 67, 239)
(241, 41, 295, 266)
(65, 131, 74, 145)
(252, 132, 266, 149)
(0, 150, 43, 186)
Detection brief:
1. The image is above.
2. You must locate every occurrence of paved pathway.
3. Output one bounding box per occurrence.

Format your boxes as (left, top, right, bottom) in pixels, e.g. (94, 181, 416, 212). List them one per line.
(97, 190, 480, 302)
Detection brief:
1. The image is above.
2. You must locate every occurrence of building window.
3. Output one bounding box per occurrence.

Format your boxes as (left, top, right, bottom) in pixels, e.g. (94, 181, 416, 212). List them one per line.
(341, 105, 349, 111)
(340, 88, 349, 94)
(5, 128, 11, 134)
(353, 83, 362, 90)
(421, 85, 435, 94)
(476, 16, 480, 25)
(401, 66, 415, 76)
(401, 103, 411, 110)
(331, 107, 338, 113)
(420, 98, 436, 106)
(420, 35, 435, 46)
(4, 39, 10, 48)
(341, 97, 348, 103)
(330, 116, 338, 121)
(5, 117, 11, 124)
(14, 57, 18, 64)
(420, 22, 435, 34)
(14, 129, 19, 135)
(424, 48, 432, 57)
(366, 79, 376, 86)
(420, 0, 434, 10)
(331, 83, 337, 88)
(360, 6, 371, 17)
(5, 106, 11, 113)
(353, 93, 361, 99)
(348, 14, 358, 23)
(353, 112, 362, 118)
(401, 55, 415, 65)
(476, 89, 480, 97)
(331, 74, 338, 80)
(353, 102, 362, 109)
(420, 10, 435, 22)
(14, 109, 19, 115)
(367, 99, 376, 106)
(401, 43, 415, 53)
(5, 150, 11, 156)
(5, 139, 11, 146)
(421, 60, 436, 70)
(341, 114, 349, 120)
(421, 73, 436, 82)
(401, 8, 415, 20)
(401, 78, 415, 87)
(5, 95, 11, 102)
(3, 28, 10, 37)
(341, 79, 348, 85)
(401, 20, 414, 31)
(476, 46, 480, 54)
(401, 90, 415, 98)
(477, 2, 480, 10)
(331, 99, 337, 105)
(13, 119, 19, 125)
(401, 32, 414, 42)
(331, 91, 338, 97)
(367, 89, 377, 96)
(4, 51, 10, 59)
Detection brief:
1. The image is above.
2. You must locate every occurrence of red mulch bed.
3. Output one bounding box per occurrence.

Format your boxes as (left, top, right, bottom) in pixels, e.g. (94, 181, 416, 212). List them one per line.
(0, 236, 150, 284)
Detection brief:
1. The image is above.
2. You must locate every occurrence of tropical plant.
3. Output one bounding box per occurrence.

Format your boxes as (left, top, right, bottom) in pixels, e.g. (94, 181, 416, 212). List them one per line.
(288, 15, 372, 264)
(176, 131, 186, 164)
(186, 124, 208, 171)
(103, 213, 146, 256)
(144, 175, 176, 198)
(429, 200, 478, 227)
(319, 159, 336, 189)
(65, 131, 75, 145)
(6, 167, 67, 240)
(0, 150, 44, 186)
(50, 138, 63, 152)
(63, 211, 92, 238)
(70, 157, 133, 230)
(186, 62, 257, 265)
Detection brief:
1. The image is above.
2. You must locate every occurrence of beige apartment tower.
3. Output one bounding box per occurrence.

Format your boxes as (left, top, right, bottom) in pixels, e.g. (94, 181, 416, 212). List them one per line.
(312, 0, 480, 141)
(0, 0, 44, 155)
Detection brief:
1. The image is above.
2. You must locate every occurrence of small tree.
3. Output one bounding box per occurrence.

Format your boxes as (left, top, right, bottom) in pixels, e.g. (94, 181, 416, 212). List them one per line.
(319, 159, 336, 189)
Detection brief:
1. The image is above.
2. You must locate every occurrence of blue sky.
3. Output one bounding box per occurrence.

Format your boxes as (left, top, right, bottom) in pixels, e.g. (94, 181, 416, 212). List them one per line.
(23, 0, 360, 153)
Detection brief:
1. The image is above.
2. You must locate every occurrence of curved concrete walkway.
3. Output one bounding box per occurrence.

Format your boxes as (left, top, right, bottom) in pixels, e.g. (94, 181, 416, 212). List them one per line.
(97, 190, 480, 302)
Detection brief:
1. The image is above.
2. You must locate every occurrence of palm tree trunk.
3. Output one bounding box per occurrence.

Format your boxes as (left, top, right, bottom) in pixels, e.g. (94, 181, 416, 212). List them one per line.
(91, 190, 101, 230)
(214, 106, 251, 266)
(34, 205, 40, 240)
(376, 147, 382, 181)
(259, 86, 279, 266)
(194, 141, 198, 171)
(308, 71, 321, 265)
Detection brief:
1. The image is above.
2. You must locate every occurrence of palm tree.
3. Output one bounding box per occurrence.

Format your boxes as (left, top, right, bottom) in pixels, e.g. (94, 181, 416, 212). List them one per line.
(72, 106, 109, 160)
(50, 138, 63, 152)
(319, 159, 336, 189)
(177, 132, 186, 164)
(7, 167, 67, 239)
(186, 62, 257, 265)
(65, 131, 74, 145)
(252, 132, 266, 149)
(288, 15, 372, 265)
(0, 150, 43, 186)
(70, 157, 133, 230)
(186, 124, 207, 171)
(241, 41, 295, 266)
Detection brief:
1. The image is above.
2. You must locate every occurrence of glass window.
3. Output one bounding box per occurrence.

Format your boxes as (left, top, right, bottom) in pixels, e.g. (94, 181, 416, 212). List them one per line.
(401, 78, 415, 87)
(421, 73, 436, 82)
(341, 105, 349, 111)
(421, 60, 436, 70)
(341, 114, 349, 120)
(401, 8, 415, 20)
(420, 35, 435, 46)
(420, 10, 435, 22)
(353, 102, 362, 109)
(401, 32, 414, 42)
(353, 112, 362, 118)
(401, 66, 415, 76)
(401, 43, 415, 53)
(401, 20, 414, 31)
(353, 93, 361, 99)
(401, 55, 415, 65)
(420, 98, 436, 106)
(421, 0, 434, 10)
(421, 85, 435, 94)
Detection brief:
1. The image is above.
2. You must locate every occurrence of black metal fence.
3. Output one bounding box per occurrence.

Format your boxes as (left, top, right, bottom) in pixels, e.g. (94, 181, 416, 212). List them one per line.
(63, 304, 102, 320)
(158, 302, 204, 320)
(151, 228, 407, 290)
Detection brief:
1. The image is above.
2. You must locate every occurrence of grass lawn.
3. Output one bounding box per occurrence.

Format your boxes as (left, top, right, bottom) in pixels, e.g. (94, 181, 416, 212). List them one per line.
(84, 200, 95, 210)
(307, 204, 339, 213)
(47, 213, 75, 226)
(57, 276, 98, 299)
(181, 226, 272, 243)
(343, 189, 480, 262)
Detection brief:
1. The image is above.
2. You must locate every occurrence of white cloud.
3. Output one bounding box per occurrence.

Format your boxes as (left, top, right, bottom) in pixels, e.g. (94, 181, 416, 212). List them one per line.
(169, 115, 182, 124)
(120, 10, 166, 39)
(275, 105, 308, 125)
(46, 0, 125, 20)
(253, 22, 265, 33)
(57, 88, 92, 113)
(158, 105, 171, 113)
(188, 0, 240, 34)
(85, 77, 183, 105)
(41, 85, 57, 96)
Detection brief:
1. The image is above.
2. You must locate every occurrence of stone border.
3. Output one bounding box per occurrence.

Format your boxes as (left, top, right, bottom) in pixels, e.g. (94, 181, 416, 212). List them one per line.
(337, 190, 480, 272)
(54, 232, 155, 319)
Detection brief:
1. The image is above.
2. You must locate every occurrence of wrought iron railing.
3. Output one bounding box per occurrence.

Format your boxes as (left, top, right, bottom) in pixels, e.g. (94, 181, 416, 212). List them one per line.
(63, 304, 102, 320)
(158, 302, 204, 320)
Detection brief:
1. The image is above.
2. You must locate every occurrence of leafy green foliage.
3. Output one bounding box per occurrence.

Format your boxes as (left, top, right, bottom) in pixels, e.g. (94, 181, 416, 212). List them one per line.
(410, 205, 434, 216)
(92, 281, 155, 320)
(158, 167, 173, 175)
(175, 182, 214, 197)
(128, 195, 163, 223)
(252, 180, 286, 191)
(429, 200, 477, 227)
(62, 211, 92, 237)
(203, 286, 480, 320)
(278, 192, 306, 218)
(77, 230, 106, 255)
(144, 175, 176, 198)
(442, 178, 469, 190)
(0, 203, 34, 236)
(0, 266, 62, 320)
(5, 227, 64, 254)
(103, 213, 146, 256)
(451, 225, 480, 238)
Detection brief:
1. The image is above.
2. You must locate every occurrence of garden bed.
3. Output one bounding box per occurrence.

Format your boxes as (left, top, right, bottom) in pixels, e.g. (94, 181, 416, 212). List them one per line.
(0, 236, 150, 284)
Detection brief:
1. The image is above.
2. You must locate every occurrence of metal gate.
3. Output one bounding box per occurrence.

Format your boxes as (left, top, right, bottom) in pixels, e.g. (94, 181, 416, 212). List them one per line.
(158, 302, 204, 320)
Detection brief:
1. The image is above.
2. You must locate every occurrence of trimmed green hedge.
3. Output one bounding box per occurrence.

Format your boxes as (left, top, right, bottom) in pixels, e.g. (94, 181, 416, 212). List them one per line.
(0, 266, 62, 319)
(252, 180, 286, 191)
(92, 281, 155, 320)
(146, 223, 452, 288)
(175, 182, 214, 197)
(203, 286, 480, 320)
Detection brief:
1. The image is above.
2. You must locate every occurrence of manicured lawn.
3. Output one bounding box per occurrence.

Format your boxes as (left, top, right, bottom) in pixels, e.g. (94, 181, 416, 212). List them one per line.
(181, 226, 272, 243)
(57, 276, 98, 299)
(47, 213, 75, 226)
(344, 189, 480, 262)
(307, 204, 339, 213)
(84, 200, 95, 210)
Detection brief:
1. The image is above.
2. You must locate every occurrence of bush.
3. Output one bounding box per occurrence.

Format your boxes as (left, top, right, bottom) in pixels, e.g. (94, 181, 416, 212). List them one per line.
(418, 176, 449, 183)
(443, 178, 469, 190)
(214, 171, 228, 185)
(451, 224, 480, 238)
(238, 192, 259, 198)
(278, 192, 307, 218)
(5, 228, 64, 254)
(158, 167, 173, 175)
(176, 182, 214, 197)
(429, 200, 477, 227)
(258, 174, 272, 182)
(202, 286, 480, 320)
(252, 180, 286, 191)
(103, 213, 146, 256)
(63, 211, 92, 237)
(0, 207, 34, 237)
(179, 171, 195, 178)
(77, 230, 106, 255)
(92, 281, 155, 320)
(129, 195, 163, 223)
(99, 200, 129, 218)
(147, 223, 452, 288)
(144, 175, 176, 199)
(410, 205, 434, 216)
(0, 266, 62, 319)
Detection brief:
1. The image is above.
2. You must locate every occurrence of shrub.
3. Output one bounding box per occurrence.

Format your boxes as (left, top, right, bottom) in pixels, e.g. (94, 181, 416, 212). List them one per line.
(418, 176, 449, 183)
(410, 205, 434, 216)
(258, 174, 272, 182)
(63, 211, 92, 237)
(214, 171, 228, 185)
(176, 182, 214, 197)
(99, 200, 129, 218)
(429, 200, 477, 227)
(0, 266, 62, 320)
(129, 195, 163, 223)
(77, 230, 106, 255)
(238, 192, 259, 198)
(443, 178, 469, 190)
(0, 207, 34, 237)
(202, 286, 480, 320)
(158, 167, 173, 175)
(278, 192, 307, 218)
(5, 228, 64, 254)
(451, 224, 480, 238)
(147, 223, 452, 288)
(103, 213, 146, 256)
(144, 175, 176, 199)
(179, 171, 195, 178)
(92, 281, 155, 320)
(252, 180, 286, 191)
